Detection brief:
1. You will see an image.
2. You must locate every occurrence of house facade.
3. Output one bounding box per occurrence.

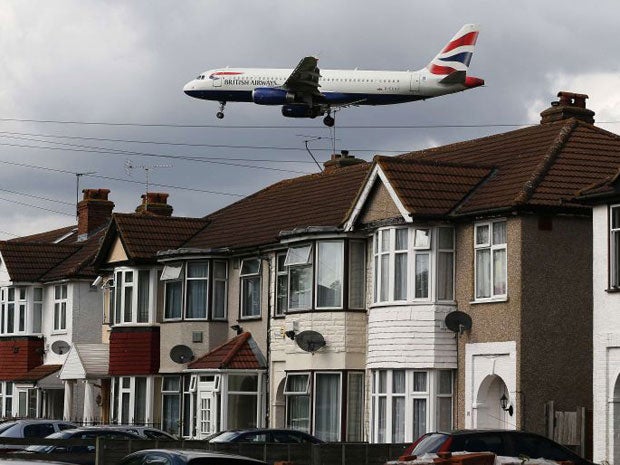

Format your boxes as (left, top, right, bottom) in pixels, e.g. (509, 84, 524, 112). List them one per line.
(577, 172, 620, 464)
(0, 188, 113, 422)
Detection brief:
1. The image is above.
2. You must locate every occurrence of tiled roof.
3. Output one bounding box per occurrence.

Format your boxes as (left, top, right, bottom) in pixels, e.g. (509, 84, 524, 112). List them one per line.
(575, 167, 620, 202)
(0, 241, 80, 282)
(10, 225, 77, 244)
(375, 156, 494, 217)
(188, 332, 266, 370)
(185, 163, 370, 250)
(95, 214, 210, 265)
(398, 118, 620, 215)
(16, 364, 62, 382)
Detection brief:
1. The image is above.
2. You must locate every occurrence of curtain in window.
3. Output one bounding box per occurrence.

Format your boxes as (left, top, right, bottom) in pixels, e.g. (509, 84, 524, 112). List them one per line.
(134, 378, 147, 424)
(394, 253, 407, 300)
(437, 251, 454, 300)
(413, 398, 427, 440)
(346, 373, 364, 441)
(436, 397, 452, 431)
(317, 242, 343, 308)
(242, 276, 261, 317)
(287, 395, 310, 432)
(315, 374, 340, 441)
(415, 254, 429, 298)
(476, 249, 491, 298)
(380, 255, 389, 302)
(138, 270, 150, 322)
(348, 241, 366, 309)
(165, 281, 182, 319)
(377, 397, 387, 443)
(493, 249, 507, 295)
(392, 396, 405, 442)
(289, 266, 312, 310)
(213, 261, 227, 319)
(187, 280, 207, 318)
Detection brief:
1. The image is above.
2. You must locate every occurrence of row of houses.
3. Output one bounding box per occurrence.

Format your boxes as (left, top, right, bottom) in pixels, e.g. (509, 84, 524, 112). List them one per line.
(0, 92, 618, 463)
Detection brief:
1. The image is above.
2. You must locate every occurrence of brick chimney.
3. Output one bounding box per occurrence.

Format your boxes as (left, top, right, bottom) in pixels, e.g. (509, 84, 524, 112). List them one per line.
(77, 188, 114, 241)
(323, 150, 366, 172)
(540, 91, 595, 124)
(135, 192, 173, 217)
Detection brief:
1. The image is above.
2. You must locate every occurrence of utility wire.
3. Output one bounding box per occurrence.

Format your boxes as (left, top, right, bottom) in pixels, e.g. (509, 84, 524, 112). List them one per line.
(0, 195, 74, 216)
(0, 187, 74, 206)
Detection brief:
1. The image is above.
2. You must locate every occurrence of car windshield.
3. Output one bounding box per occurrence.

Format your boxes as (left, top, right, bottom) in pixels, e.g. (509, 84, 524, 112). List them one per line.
(0, 423, 18, 435)
(210, 431, 241, 442)
(411, 433, 450, 455)
(25, 430, 72, 452)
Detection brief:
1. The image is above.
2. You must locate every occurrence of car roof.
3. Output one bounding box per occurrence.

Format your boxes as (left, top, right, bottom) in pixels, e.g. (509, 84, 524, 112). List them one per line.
(60, 427, 142, 436)
(0, 419, 72, 425)
(130, 449, 266, 463)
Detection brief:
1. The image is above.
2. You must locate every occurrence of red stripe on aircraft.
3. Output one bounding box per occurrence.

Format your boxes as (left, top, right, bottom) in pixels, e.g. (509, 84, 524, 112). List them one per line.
(441, 31, 479, 53)
(428, 64, 457, 75)
(212, 72, 244, 76)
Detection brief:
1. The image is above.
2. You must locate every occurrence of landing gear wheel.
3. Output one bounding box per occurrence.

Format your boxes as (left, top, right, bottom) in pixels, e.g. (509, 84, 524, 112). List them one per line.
(216, 101, 226, 120)
(323, 115, 335, 127)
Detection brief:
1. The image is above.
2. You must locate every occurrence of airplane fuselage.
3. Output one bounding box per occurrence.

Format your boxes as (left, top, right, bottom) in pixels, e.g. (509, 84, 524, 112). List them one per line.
(184, 67, 475, 106)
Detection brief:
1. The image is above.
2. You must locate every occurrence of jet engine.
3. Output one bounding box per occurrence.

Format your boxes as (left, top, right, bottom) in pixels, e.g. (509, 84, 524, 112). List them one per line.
(281, 104, 324, 118)
(252, 88, 296, 105)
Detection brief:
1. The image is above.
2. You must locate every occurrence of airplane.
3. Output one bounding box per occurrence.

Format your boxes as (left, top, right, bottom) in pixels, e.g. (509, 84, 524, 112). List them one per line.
(183, 24, 484, 127)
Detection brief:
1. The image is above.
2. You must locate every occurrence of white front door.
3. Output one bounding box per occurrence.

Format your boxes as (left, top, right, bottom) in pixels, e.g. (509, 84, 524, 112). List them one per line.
(198, 390, 218, 438)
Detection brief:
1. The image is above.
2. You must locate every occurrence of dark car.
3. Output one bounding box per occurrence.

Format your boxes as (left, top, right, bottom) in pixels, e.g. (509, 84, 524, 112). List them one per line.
(0, 419, 77, 451)
(85, 425, 176, 440)
(396, 430, 594, 465)
(208, 428, 323, 444)
(20, 427, 142, 465)
(119, 449, 267, 465)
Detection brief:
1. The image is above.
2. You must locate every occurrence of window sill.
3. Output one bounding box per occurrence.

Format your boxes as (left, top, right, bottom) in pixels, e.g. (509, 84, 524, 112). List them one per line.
(470, 296, 509, 304)
(239, 316, 262, 321)
(369, 300, 450, 309)
(606, 287, 620, 293)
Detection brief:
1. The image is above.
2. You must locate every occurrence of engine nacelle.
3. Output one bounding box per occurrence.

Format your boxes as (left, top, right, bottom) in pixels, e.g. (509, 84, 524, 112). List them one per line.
(281, 104, 324, 118)
(252, 87, 295, 105)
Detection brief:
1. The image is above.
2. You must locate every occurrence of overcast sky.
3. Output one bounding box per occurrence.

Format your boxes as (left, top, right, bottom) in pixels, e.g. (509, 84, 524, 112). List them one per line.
(1, 0, 619, 238)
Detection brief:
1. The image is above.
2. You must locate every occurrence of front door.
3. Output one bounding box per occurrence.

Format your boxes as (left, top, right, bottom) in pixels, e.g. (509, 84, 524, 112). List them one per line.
(198, 390, 218, 438)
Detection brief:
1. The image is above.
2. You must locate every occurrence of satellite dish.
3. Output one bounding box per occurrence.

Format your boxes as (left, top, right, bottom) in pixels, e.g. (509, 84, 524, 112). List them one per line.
(170, 345, 194, 364)
(51, 340, 71, 355)
(444, 311, 472, 335)
(295, 330, 326, 353)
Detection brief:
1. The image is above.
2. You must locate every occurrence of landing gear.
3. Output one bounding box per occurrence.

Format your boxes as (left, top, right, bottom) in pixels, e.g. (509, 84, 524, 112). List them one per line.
(323, 112, 335, 127)
(216, 101, 226, 119)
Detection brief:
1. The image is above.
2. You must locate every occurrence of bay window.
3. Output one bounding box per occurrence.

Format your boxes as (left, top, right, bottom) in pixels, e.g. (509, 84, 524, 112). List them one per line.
(161, 376, 181, 435)
(284, 239, 365, 312)
(1, 287, 44, 335)
(240, 258, 261, 318)
(374, 227, 454, 303)
(161, 260, 229, 321)
(611, 205, 620, 288)
(226, 374, 260, 429)
(0, 382, 14, 417)
(112, 376, 150, 425)
(284, 371, 363, 442)
(475, 220, 507, 300)
(371, 369, 453, 443)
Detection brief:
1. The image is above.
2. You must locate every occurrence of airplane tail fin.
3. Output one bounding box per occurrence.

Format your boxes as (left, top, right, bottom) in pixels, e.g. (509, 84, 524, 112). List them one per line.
(425, 24, 480, 77)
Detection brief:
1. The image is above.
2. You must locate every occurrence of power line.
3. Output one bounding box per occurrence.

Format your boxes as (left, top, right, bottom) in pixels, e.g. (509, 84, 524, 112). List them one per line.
(0, 187, 74, 206)
(0, 195, 74, 216)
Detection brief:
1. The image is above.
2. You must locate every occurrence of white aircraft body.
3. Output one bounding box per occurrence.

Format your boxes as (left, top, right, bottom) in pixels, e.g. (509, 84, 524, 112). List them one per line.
(183, 24, 484, 126)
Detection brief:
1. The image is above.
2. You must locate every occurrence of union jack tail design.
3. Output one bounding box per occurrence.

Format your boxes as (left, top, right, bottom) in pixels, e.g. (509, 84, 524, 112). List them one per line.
(426, 24, 480, 75)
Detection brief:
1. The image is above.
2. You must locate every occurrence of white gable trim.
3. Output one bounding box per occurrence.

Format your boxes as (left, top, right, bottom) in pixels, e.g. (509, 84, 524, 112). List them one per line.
(344, 164, 411, 232)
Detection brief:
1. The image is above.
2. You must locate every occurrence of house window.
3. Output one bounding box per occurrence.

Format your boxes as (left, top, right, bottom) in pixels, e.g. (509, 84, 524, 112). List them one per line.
(374, 227, 447, 303)
(284, 373, 310, 432)
(475, 220, 507, 300)
(113, 268, 152, 325)
(161, 376, 181, 436)
(240, 258, 261, 318)
(32, 288, 43, 333)
(275, 253, 288, 317)
(371, 369, 453, 443)
(284, 240, 365, 312)
(316, 241, 344, 308)
(162, 261, 229, 321)
(314, 373, 341, 441)
(0, 382, 14, 417)
(611, 205, 620, 288)
(227, 374, 260, 429)
(53, 284, 67, 332)
(346, 372, 365, 441)
(1, 287, 27, 335)
(286, 245, 313, 311)
(113, 376, 149, 425)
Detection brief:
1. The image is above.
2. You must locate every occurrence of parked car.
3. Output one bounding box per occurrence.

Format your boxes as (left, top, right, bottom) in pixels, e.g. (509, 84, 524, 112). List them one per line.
(208, 428, 323, 444)
(0, 419, 77, 450)
(19, 427, 142, 465)
(86, 425, 176, 440)
(395, 430, 594, 465)
(119, 449, 268, 465)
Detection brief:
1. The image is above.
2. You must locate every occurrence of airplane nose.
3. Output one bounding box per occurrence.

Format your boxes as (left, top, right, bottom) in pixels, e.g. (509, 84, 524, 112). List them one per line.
(183, 81, 200, 98)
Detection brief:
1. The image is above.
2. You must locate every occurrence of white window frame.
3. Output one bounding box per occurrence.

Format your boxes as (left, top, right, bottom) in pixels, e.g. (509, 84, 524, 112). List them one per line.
(312, 372, 342, 442)
(315, 240, 345, 310)
(0, 381, 14, 417)
(53, 284, 68, 333)
(113, 376, 152, 425)
(212, 260, 228, 320)
(611, 205, 620, 289)
(370, 369, 454, 444)
(474, 220, 508, 301)
(185, 261, 209, 320)
(275, 253, 288, 317)
(114, 268, 154, 325)
(436, 227, 455, 302)
(240, 258, 261, 319)
(287, 245, 313, 312)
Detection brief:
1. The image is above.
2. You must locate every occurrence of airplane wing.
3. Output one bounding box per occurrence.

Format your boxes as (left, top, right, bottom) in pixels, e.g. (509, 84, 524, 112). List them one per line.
(282, 56, 322, 98)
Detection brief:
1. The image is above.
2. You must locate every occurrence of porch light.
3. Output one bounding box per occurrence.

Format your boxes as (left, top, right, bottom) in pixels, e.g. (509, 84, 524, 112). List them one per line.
(500, 393, 514, 416)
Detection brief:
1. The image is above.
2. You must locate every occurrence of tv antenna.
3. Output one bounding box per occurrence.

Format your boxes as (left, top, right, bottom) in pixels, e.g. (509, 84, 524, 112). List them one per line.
(75, 171, 97, 218)
(297, 135, 324, 171)
(125, 159, 173, 198)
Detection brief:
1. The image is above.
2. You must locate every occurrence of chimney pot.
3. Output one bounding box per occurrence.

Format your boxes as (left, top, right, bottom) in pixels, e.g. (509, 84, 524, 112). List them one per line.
(135, 192, 173, 217)
(77, 188, 114, 240)
(322, 151, 366, 172)
(540, 91, 594, 124)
